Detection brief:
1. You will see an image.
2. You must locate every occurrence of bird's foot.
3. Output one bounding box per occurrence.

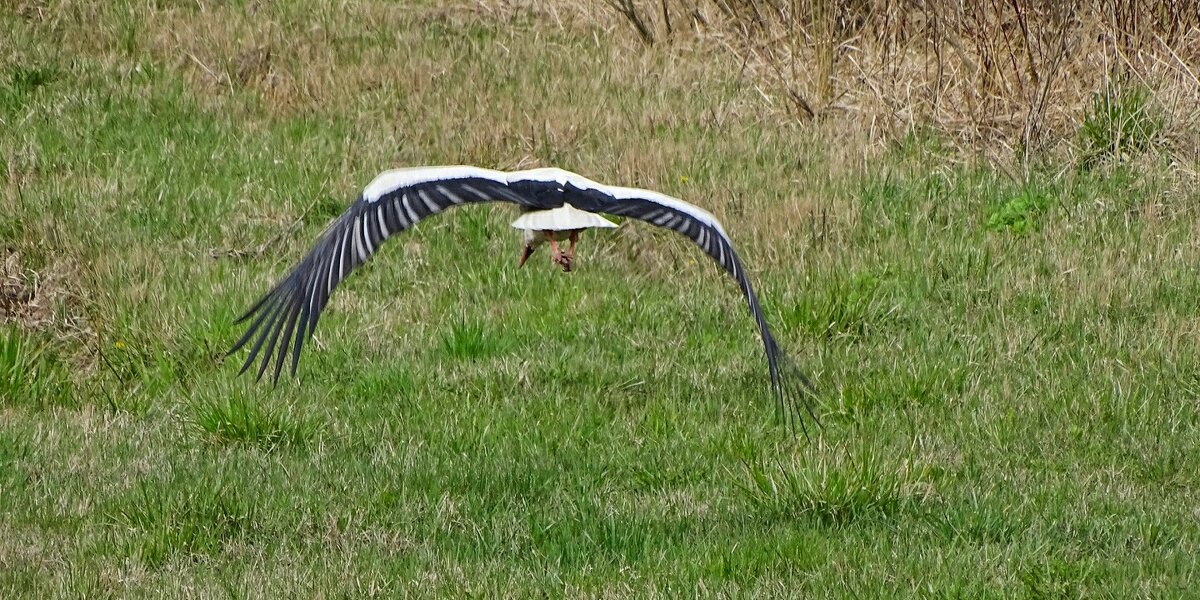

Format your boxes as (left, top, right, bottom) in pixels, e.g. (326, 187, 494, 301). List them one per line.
(553, 251, 573, 272)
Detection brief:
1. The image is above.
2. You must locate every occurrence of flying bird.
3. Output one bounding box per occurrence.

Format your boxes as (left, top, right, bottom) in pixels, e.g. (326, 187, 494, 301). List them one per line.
(228, 166, 818, 432)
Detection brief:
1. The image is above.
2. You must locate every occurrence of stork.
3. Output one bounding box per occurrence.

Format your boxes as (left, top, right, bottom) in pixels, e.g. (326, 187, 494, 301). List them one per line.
(227, 166, 818, 432)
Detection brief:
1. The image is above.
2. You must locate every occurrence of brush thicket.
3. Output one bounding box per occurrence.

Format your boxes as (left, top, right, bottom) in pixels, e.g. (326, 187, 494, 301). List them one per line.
(591, 0, 1198, 168)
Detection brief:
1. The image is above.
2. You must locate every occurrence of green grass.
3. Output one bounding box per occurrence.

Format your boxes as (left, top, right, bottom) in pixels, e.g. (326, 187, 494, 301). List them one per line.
(2, 1, 1199, 597)
(188, 388, 322, 450)
(1080, 77, 1166, 169)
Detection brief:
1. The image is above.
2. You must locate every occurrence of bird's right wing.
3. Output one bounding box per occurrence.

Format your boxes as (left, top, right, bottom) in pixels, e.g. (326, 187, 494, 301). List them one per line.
(565, 181, 819, 434)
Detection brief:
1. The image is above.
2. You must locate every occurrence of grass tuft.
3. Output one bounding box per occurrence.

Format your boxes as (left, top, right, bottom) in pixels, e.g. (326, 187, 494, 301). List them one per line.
(189, 393, 321, 451)
(0, 63, 58, 111)
(787, 270, 898, 341)
(1080, 78, 1165, 168)
(7, 64, 56, 92)
(738, 440, 930, 527)
(439, 318, 515, 360)
(0, 327, 72, 408)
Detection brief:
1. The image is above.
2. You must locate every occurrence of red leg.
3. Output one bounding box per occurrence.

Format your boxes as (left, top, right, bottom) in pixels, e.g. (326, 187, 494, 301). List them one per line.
(568, 230, 579, 260)
(547, 231, 560, 262)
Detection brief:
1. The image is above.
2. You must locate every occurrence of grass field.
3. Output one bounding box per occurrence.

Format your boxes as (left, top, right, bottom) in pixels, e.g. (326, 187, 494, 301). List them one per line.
(3, 1, 1199, 597)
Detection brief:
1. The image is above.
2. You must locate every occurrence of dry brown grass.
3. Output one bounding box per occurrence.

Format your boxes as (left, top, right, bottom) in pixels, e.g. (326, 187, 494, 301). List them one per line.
(558, 0, 1200, 166)
(1, 250, 88, 339)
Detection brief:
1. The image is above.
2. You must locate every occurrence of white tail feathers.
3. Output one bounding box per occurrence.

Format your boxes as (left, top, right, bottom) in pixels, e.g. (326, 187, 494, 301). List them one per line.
(510, 204, 619, 232)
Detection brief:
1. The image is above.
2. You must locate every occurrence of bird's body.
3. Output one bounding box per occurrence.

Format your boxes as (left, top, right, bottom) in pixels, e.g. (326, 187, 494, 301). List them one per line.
(511, 204, 618, 271)
(228, 165, 817, 432)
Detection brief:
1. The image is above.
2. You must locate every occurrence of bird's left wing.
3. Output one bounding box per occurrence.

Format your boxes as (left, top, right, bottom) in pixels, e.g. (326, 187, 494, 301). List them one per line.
(541, 175, 819, 433)
(227, 166, 539, 383)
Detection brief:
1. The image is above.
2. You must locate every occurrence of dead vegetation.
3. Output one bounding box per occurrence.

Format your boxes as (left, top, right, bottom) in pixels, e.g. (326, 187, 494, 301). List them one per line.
(580, 0, 1199, 167)
(3, 251, 58, 331)
(1, 251, 90, 342)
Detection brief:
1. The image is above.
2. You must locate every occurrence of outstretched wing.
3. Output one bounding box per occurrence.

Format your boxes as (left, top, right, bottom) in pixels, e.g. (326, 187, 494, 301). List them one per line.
(540, 176, 819, 434)
(227, 166, 540, 383)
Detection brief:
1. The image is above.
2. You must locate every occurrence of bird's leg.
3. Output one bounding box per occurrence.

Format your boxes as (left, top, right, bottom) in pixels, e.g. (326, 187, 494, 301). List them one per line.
(547, 231, 573, 272)
(547, 231, 561, 264)
(553, 230, 578, 272)
(567, 230, 579, 261)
